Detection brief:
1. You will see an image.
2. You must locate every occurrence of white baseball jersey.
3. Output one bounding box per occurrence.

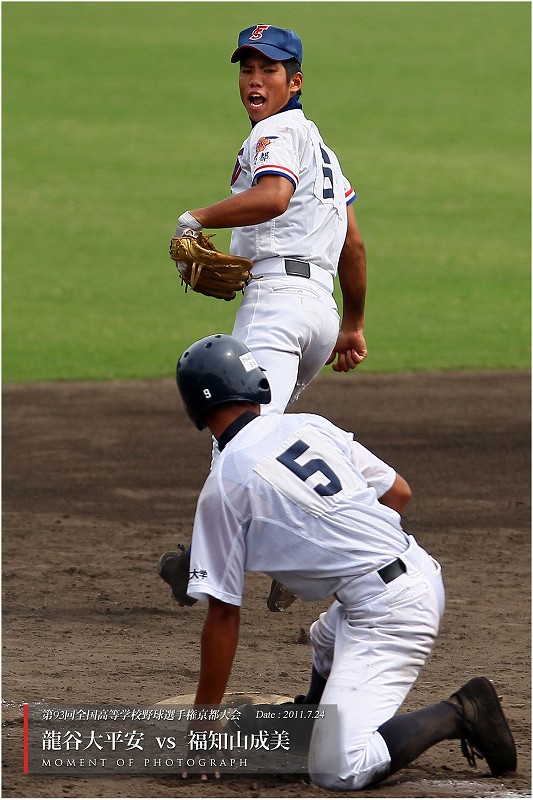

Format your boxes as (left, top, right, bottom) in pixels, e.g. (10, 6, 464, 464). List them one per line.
(187, 413, 410, 606)
(188, 411, 445, 791)
(230, 109, 356, 274)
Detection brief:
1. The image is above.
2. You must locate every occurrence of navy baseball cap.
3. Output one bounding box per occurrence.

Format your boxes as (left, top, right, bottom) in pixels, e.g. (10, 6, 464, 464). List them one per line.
(231, 25, 303, 64)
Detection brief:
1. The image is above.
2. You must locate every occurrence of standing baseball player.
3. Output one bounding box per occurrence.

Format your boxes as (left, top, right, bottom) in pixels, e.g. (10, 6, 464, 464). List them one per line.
(173, 334, 517, 789)
(160, 24, 367, 611)
(174, 23, 367, 414)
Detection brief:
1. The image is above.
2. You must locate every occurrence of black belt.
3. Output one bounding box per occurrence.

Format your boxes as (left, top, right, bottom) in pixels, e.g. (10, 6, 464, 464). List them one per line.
(284, 259, 311, 278)
(333, 557, 407, 603)
(377, 558, 406, 584)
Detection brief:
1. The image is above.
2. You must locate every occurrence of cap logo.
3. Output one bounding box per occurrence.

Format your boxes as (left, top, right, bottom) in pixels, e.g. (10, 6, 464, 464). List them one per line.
(250, 25, 270, 41)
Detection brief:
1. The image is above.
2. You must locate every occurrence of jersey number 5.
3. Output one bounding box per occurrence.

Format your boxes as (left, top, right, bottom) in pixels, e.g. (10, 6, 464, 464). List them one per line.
(277, 440, 342, 496)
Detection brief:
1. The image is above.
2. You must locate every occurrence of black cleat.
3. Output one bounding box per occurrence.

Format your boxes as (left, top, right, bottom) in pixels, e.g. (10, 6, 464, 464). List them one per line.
(157, 544, 197, 607)
(266, 579, 298, 612)
(450, 676, 517, 776)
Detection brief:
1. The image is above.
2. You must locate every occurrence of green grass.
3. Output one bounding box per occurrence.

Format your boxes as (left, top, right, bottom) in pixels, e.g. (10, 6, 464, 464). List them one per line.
(3, 2, 530, 381)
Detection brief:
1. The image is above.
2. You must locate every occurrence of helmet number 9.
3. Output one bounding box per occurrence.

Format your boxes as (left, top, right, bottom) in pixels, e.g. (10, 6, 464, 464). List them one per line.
(203, 389, 212, 398)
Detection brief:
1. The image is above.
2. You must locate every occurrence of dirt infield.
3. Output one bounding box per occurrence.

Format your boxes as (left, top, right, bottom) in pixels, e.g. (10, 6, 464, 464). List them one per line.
(2, 370, 531, 798)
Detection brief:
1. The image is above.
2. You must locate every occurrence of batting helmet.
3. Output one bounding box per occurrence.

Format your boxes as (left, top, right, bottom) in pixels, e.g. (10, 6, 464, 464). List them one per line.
(176, 334, 272, 430)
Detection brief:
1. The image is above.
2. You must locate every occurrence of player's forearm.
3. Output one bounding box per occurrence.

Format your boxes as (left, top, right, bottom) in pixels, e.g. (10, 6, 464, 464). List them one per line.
(338, 208, 367, 330)
(194, 599, 240, 705)
(191, 179, 291, 229)
(338, 255, 366, 331)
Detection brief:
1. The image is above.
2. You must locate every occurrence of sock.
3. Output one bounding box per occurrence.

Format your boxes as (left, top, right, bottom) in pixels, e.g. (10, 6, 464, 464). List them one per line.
(301, 665, 328, 705)
(378, 700, 463, 774)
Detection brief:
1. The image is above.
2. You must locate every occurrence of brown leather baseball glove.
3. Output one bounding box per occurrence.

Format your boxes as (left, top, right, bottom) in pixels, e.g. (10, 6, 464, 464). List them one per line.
(169, 233, 254, 301)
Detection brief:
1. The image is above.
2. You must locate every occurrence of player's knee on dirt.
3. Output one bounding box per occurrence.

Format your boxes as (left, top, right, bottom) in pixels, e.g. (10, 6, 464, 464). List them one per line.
(308, 724, 392, 791)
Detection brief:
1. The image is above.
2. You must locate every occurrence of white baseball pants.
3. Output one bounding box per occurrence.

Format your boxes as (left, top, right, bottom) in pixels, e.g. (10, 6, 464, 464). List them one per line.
(232, 274, 340, 415)
(308, 535, 445, 791)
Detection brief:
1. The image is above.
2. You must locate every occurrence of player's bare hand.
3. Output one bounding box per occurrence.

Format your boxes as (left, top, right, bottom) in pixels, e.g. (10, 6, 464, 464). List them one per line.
(326, 330, 367, 372)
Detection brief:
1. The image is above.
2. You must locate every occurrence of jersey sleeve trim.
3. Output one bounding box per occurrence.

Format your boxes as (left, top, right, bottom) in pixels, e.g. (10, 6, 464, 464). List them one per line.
(345, 186, 357, 205)
(253, 164, 298, 189)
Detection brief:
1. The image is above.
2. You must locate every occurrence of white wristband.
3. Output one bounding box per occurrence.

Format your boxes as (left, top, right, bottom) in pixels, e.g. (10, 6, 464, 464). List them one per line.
(178, 211, 202, 231)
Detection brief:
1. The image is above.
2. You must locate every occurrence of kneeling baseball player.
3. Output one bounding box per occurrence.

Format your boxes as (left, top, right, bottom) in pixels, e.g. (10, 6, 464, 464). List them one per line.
(171, 334, 517, 789)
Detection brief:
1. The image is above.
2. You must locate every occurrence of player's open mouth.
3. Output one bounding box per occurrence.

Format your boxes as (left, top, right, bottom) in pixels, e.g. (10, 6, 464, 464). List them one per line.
(249, 94, 266, 108)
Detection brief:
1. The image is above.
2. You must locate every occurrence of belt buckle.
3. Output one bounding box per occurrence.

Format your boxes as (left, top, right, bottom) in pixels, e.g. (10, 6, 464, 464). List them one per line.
(284, 259, 310, 279)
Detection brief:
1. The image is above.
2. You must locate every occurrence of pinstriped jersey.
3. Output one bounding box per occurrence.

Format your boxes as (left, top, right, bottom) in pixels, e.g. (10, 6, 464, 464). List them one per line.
(187, 413, 409, 607)
(229, 109, 356, 274)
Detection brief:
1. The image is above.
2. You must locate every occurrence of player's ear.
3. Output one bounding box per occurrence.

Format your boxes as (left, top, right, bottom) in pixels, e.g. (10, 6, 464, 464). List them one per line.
(289, 72, 303, 96)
